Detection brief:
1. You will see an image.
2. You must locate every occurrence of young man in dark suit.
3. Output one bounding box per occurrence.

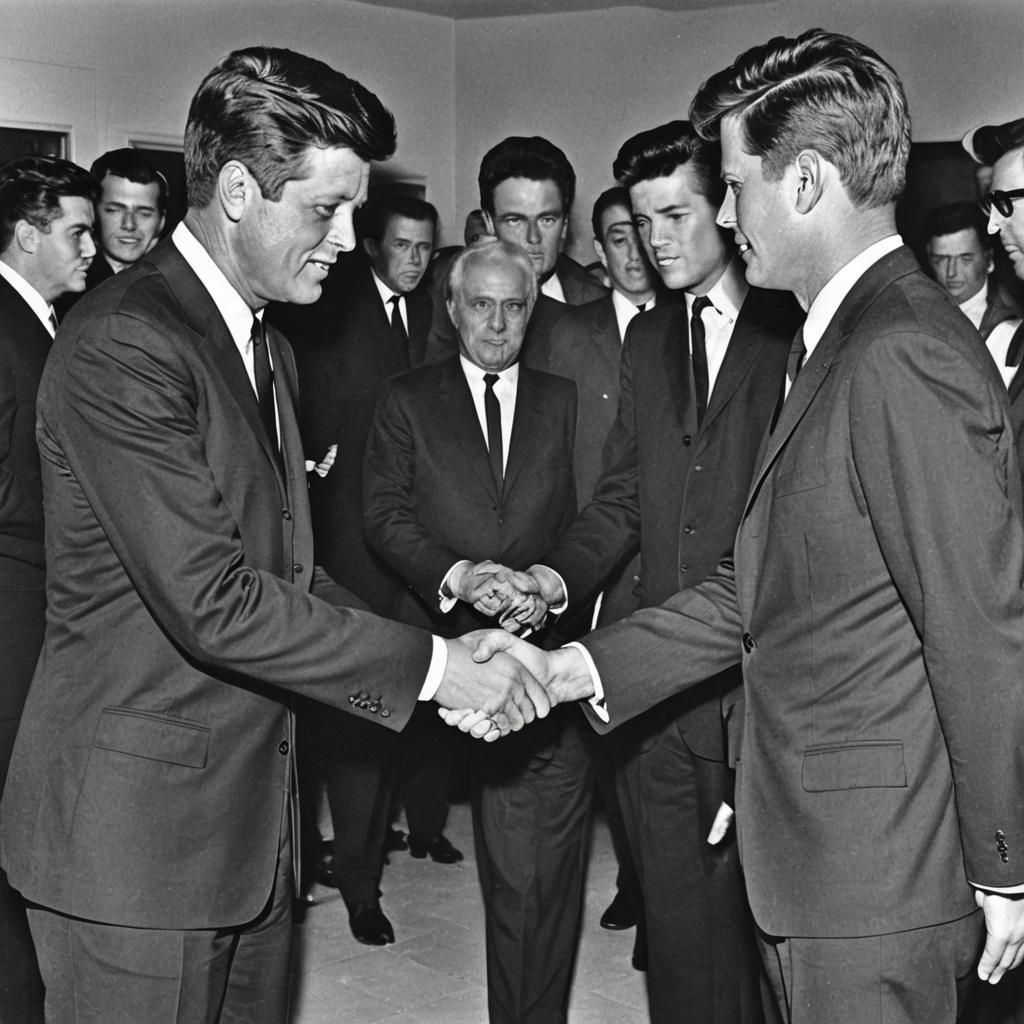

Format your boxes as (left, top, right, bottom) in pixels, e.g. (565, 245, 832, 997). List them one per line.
(365, 239, 591, 1024)
(0, 153, 97, 1024)
(534, 123, 797, 1024)
(471, 29, 1024, 1023)
(0, 48, 544, 1024)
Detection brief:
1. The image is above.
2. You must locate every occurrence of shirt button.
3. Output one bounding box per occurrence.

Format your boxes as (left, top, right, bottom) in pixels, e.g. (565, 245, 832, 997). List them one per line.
(278, 740, 289, 755)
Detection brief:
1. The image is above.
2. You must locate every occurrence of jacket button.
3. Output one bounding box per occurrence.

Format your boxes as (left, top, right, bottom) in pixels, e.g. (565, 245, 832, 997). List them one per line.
(278, 740, 289, 755)
(694, 464, 703, 472)
(679, 564, 688, 574)
(282, 508, 292, 520)
(683, 525, 693, 534)
(682, 435, 692, 446)
(293, 562, 303, 574)
(381, 709, 391, 718)
(742, 632, 756, 653)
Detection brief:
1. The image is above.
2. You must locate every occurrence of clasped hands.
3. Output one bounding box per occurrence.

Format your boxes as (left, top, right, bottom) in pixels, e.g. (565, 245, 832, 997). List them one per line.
(446, 560, 565, 633)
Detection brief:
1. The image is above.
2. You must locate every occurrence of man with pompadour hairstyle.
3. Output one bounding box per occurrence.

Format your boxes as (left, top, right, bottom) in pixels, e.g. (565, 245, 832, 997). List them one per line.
(1, 46, 547, 1024)
(464, 28, 1024, 1023)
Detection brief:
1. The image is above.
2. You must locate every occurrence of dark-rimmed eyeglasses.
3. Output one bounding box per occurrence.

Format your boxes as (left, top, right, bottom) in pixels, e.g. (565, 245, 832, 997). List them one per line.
(980, 189, 1024, 217)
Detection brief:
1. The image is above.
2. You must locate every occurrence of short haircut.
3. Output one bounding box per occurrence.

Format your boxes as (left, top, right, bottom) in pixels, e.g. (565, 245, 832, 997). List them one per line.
(358, 194, 438, 241)
(478, 136, 575, 215)
(689, 28, 910, 210)
(446, 237, 537, 310)
(921, 201, 990, 250)
(0, 155, 99, 254)
(612, 121, 725, 208)
(90, 148, 168, 212)
(967, 118, 1024, 166)
(591, 186, 632, 240)
(184, 46, 397, 209)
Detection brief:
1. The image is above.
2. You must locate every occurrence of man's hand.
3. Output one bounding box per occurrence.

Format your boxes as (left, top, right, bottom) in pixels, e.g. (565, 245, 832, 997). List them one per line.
(976, 890, 1024, 983)
(448, 560, 539, 617)
(434, 632, 551, 742)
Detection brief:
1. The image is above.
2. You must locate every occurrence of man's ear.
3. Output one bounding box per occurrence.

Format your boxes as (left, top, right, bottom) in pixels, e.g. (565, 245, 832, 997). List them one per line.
(593, 238, 609, 271)
(482, 209, 495, 236)
(13, 219, 38, 255)
(218, 161, 252, 224)
(446, 296, 460, 331)
(794, 150, 825, 215)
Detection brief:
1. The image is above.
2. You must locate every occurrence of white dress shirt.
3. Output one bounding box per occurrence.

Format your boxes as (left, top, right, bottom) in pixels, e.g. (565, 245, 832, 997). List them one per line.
(958, 280, 988, 332)
(371, 269, 408, 333)
(541, 273, 566, 304)
(688, 259, 749, 398)
(612, 288, 655, 344)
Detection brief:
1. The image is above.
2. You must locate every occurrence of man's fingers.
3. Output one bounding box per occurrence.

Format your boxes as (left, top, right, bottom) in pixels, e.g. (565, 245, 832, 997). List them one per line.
(471, 628, 517, 663)
(519, 669, 551, 719)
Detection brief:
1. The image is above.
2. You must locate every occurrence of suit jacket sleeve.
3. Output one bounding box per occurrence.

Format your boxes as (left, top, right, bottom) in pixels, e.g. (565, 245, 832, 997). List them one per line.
(52, 311, 431, 726)
(363, 379, 464, 602)
(542, 325, 643, 607)
(848, 327, 1024, 887)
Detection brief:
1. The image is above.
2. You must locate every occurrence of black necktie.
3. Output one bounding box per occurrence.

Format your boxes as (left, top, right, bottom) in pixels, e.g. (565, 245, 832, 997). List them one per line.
(690, 295, 712, 424)
(787, 328, 806, 384)
(636, 302, 647, 312)
(47, 308, 59, 335)
(251, 316, 279, 456)
(484, 373, 503, 489)
(389, 294, 408, 341)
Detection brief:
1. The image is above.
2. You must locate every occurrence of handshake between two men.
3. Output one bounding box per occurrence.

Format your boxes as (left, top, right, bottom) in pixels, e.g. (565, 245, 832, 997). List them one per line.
(435, 561, 596, 743)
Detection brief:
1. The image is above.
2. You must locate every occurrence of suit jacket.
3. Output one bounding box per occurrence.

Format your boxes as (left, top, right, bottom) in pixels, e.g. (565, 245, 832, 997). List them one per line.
(0, 277, 50, 722)
(0, 238, 432, 931)
(555, 252, 609, 307)
(546, 287, 798, 757)
(363, 355, 576, 636)
(270, 262, 434, 615)
(581, 247, 1024, 938)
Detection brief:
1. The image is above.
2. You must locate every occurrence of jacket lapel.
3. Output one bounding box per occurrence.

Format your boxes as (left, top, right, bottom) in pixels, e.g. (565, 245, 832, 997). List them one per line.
(439, 358, 500, 503)
(660, 304, 693, 427)
(503, 368, 542, 496)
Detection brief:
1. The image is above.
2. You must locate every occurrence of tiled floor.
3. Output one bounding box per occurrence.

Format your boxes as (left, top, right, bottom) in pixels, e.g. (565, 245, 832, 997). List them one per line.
(290, 801, 649, 1023)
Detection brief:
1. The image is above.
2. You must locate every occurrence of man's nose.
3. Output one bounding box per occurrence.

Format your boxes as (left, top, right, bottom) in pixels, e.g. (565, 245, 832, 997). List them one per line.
(717, 190, 736, 229)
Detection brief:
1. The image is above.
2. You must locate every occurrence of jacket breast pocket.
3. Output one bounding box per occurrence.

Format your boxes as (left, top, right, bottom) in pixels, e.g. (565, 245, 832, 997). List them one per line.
(93, 706, 210, 769)
(801, 740, 906, 792)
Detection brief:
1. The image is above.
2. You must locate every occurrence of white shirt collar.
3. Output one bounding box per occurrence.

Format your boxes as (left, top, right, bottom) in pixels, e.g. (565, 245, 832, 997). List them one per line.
(958, 279, 989, 330)
(459, 354, 520, 389)
(172, 221, 256, 351)
(611, 288, 655, 344)
(0, 258, 56, 335)
(371, 268, 401, 306)
(803, 235, 903, 358)
(541, 272, 566, 304)
(685, 258, 748, 322)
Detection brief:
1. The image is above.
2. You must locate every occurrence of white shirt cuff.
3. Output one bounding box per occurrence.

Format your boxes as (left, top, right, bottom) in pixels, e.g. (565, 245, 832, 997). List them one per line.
(438, 560, 472, 613)
(564, 641, 608, 721)
(419, 635, 448, 701)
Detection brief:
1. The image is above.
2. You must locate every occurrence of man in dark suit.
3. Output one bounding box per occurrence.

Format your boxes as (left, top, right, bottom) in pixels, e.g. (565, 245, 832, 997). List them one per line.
(544, 184, 656, 946)
(0, 153, 97, 1024)
(55, 148, 166, 317)
(921, 201, 1020, 339)
(279, 195, 463, 945)
(467, 30, 1024, 1022)
(0, 48, 545, 1024)
(530, 125, 798, 1024)
(365, 239, 591, 1024)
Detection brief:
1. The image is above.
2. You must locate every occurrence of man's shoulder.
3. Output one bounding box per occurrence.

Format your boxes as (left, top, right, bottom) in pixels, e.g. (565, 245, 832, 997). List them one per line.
(520, 364, 577, 403)
(556, 254, 610, 305)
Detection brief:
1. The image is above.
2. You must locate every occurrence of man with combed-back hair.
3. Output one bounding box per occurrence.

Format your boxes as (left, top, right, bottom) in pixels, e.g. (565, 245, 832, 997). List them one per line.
(465, 28, 1024, 1023)
(0, 46, 548, 1024)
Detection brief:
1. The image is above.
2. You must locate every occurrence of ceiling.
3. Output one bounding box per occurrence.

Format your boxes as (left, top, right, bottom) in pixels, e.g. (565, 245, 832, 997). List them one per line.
(356, 0, 767, 19)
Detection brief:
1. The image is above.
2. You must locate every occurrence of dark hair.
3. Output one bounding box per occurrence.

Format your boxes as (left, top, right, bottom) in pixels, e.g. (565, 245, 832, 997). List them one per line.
(0, 155, 99, 253)
(966, 118, 1024, 166)
(358, 194, 438, 241)
(90, 148, 168, 212)
(921, 201, 989, 250)
(689, 28, 910, 210)
(612, 121, 725, 208)
(478, 136, 575, 215)
(185, 46, 397, 209)
(591, 186, 632, 240)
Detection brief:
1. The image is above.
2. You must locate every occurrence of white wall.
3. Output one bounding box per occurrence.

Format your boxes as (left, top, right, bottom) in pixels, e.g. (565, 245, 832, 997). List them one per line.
(454, 0, 1024, 259)
(0, 0, 457, 238)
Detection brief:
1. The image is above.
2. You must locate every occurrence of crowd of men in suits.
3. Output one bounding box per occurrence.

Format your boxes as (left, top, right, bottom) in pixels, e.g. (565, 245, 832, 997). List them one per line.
(3, 26, 1024, 1024)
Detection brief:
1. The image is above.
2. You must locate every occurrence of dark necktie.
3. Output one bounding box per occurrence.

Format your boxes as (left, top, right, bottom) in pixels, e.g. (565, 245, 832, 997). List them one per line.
(389, 294, 408, 341)
(483, 373, 503, 489)
(787, 328, 807, 384)
(47, 308, 59, 335)
(636, 302, 647, 312)
(250, 316, 279, 456)
(690, 295, 712, 424)
(1006, 324, 1024, 369)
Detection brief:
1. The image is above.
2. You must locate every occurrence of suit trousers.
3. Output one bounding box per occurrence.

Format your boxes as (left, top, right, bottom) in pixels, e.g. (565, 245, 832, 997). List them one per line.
(0, 574, 46, 1024)
(757, 910, 985, 1024)
(26, 818, 294, 1024)
(472, 709, 593, 1024)
(616, 712, 766, 1024)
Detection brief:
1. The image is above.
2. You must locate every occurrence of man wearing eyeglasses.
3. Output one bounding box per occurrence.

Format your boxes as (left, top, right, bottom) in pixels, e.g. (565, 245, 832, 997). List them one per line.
(964, 117, 1024, 472)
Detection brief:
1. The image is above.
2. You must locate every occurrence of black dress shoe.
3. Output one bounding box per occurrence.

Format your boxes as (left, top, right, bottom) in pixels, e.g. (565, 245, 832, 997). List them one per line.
(599, 890, 639, 930)
(408, 834, 464, 864)
(347, 901, 395, 946)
